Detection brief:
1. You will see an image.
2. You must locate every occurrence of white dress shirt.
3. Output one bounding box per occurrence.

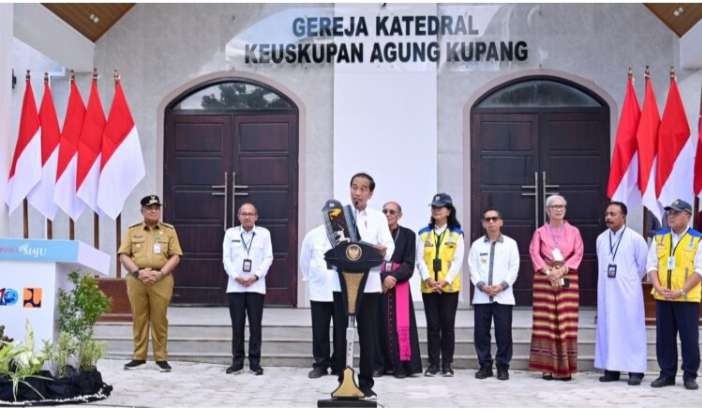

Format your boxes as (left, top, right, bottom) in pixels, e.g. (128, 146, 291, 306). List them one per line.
(416, 224, 465, 284)
(331, 206, 395, 293)
(299, 225, 336, 302)
(223, 225, 274, 294)
(467, 234, 520, 305)
(646, 226, 702, 277)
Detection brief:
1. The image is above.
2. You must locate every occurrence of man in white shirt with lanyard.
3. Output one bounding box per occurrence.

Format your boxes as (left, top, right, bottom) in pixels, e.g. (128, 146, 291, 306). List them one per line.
(332, 172, 394, 400)
(468, 208, 520, 381)
(222, 202, 274, 376)
(300, 224, 337, 378)
(594, 201, 648, 385)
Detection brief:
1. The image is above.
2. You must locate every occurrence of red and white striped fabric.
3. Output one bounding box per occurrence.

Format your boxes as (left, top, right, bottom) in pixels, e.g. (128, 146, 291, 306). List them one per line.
(76, 78, 106, 213)
(636, 76, 662, 221)
(97, 78, 145, 219)
(54, 78, 87, 221)
(27, 76, 61, 220)
(607, 75, 641, 207)
(656, 76, 692, 208)
(5, 76, 41, 213)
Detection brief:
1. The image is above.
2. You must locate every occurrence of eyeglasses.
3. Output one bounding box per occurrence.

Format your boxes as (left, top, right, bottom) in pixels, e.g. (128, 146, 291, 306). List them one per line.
(382, 209, 398, 215)
(548, 205, 566, 210)
(483, 216, 500, 222)
(239, 212, 257, 217)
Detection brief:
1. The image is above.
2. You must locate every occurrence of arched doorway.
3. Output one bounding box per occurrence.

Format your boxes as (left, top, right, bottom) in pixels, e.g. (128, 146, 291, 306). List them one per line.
(470, 77, 610, 306)
(164, 79, 299, 306)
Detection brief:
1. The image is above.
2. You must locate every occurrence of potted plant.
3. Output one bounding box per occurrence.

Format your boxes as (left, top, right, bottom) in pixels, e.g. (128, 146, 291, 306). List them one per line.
(56, 271, 112, 399)
(0, 322, 49, 402)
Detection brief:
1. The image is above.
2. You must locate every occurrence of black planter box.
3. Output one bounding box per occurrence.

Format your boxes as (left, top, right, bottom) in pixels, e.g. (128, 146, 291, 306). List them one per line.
(0, 368, 112, 406)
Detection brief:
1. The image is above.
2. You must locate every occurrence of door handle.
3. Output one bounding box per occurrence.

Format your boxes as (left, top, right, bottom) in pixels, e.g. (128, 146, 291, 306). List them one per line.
(520, 172, 539, 231)
(542, 171, 560, 223)
(210, 172, 228, 231)
(231, 171, 249, 226)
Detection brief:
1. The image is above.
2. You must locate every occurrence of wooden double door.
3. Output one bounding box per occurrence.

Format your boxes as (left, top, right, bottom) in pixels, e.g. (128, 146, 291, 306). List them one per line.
(164, 112, 298, 306)
(471, 109, 610, 306)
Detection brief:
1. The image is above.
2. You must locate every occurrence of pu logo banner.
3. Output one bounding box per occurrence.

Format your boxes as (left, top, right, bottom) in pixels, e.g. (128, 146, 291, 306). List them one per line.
(23, 288, 42, 308)
(0, 288, 19, 305)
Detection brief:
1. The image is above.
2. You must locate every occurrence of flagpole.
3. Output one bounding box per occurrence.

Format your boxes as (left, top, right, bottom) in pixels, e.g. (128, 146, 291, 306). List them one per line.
(113, 70, 123, 279)
(116, 214, 122, 278)
(69, 219, 75, 240)
(642, 65, 653, 237)
(22, 199, 29, 238)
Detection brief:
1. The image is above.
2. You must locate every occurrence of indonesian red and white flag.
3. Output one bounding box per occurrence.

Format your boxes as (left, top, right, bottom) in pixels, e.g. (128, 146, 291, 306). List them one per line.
(607, 74, 641, 207)
(27, 76, 61, 220)
(54, 77, 87, 220)
(5, 76, 41, 213)
(76, 78, 106, 213)
(636, 76, 663, 221)
(97, 78, 145, 219)
(694, 88, 702, 204)
(656, 76, 693, 208)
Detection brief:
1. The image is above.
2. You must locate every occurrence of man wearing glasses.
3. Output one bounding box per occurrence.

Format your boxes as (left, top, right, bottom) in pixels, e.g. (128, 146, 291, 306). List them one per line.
(222, 202, 274, 376)
(467, 208, 520, 381)
(646, 199, 702, 390)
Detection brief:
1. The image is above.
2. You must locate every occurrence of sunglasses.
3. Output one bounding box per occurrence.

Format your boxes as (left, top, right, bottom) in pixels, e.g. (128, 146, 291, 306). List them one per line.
(483, 216, 500, 222)
(382, 209, 398, 215)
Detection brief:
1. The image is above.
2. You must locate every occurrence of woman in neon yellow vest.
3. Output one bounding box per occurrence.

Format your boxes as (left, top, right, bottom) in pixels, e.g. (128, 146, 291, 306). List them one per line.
(416, 193, 465, 377)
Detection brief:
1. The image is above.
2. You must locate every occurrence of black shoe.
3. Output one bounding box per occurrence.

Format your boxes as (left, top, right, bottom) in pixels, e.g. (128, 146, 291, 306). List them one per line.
(627, 374, 643, 386)
(650, 376, 675, 388)
(441, 367, 454, 377)
(156, 360, 172, 372)
(475, 365, 493, 379)
(394, 366, 407, 379)
(226, 364, 243, 374)
(684, 378, 699, 390)
(542, 373, 553, 381)
(373, 369, 384, 378)
(123, 359, 146, 370)
(361, 388, 377, 401)
(251, 367, 264, 376)
(555, 376, 572, 381)
(308, 366, 327, 379)
(496, 367, 509, 381)
(424, 365, 439, 377)
(599, 371, 620, 382)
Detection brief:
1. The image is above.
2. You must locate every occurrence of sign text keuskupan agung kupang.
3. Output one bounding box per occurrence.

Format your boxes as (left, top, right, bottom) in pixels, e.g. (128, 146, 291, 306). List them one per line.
(244, 15, 528, 64)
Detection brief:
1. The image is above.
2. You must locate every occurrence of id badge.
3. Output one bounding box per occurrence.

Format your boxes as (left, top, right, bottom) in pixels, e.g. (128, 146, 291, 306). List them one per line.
(153, 243, 162, 254)
(607, 264, 617, 278)
(667, 256, 675, 271)
(242, 259, 252, 273)
(432, 258, 442, 272)
(552, 248, 564, 262)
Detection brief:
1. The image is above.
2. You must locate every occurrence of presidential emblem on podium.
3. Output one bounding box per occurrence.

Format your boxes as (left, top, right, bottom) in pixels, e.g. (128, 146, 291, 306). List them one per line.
(317, 200, 383, 408)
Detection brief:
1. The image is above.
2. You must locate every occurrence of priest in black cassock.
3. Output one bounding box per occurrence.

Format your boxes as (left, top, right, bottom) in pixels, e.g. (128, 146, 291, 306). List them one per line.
(374, 201, 423, 378)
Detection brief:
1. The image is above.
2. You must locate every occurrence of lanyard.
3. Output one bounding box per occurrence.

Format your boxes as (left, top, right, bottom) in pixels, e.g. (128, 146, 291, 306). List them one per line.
(433, 229, 447, 257)
(608, 226, 625, 261)
(240, 231, 256, 257)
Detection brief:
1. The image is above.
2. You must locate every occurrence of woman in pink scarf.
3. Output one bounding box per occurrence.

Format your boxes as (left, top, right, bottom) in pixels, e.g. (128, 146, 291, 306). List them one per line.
(528, 194, 584, 381)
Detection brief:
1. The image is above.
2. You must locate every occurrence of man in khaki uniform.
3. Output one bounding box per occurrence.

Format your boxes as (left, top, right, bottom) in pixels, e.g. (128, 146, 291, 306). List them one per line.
(119, 194, 183, 372)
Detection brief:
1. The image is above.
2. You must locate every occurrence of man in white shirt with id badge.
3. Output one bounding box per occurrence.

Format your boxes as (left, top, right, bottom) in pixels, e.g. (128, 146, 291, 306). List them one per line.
(223, 202, 274, 376)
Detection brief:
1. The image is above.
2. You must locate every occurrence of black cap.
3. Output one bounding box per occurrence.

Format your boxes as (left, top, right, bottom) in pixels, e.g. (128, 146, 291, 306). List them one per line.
(140, 194, 161, 207)
(430, 193, 453, 207)
(664, 199, 692, 214)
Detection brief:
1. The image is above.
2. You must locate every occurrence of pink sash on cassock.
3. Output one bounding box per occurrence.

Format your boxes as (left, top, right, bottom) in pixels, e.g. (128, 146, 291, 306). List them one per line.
(387, 262, 412, 361)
